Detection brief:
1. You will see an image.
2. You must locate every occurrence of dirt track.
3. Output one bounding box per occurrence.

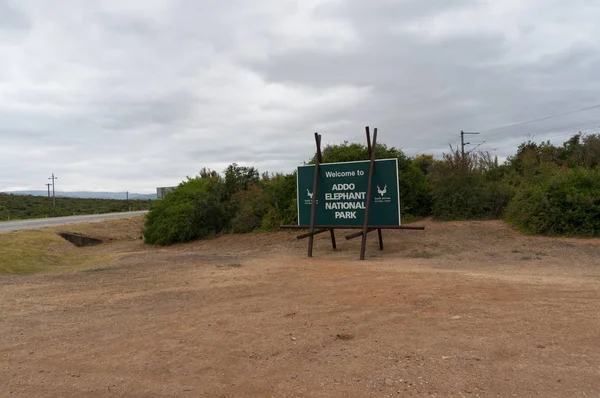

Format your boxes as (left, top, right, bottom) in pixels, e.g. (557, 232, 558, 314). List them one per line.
(1, 219, 600, 397)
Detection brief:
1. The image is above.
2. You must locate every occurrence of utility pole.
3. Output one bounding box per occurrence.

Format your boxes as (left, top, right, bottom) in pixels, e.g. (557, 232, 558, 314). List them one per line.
(45, 183, 52, 216)
(48, 173, 57, 215)
(126, 191, 129, 211)
(461, 131, 480, 159)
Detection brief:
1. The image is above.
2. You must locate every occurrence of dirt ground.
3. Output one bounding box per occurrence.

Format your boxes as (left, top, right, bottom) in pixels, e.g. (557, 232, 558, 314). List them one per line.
(1, 218, 600, 397)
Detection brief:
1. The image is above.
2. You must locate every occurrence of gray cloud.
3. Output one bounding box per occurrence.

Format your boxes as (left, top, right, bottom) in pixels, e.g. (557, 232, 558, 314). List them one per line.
(1, 0, 600, 192)
(0, 0, 31, 32)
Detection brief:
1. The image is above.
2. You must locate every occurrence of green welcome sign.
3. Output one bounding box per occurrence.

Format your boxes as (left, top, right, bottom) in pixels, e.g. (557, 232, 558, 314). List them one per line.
(297, 159, 401, 226)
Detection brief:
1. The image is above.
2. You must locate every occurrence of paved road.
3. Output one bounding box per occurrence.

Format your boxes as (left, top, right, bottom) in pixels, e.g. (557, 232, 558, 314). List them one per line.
(0, 211, 148, 232)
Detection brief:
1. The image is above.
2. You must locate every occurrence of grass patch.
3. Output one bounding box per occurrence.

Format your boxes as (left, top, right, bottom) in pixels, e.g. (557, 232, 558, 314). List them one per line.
(0, 230, 116, 276)
(406, 250, 437, 259)
(49, 216, 144, 241)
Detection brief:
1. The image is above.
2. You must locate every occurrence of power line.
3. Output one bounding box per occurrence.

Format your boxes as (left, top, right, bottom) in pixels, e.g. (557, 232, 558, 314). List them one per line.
(478, 126, 600, 153)
(482, 119, 600, 146)
(424, 106, 600, 155)
(538, 126, 600, 143)
(479, 103, 600, 134)
(528, 119, 600, 139)
(466, 141, 486, 155)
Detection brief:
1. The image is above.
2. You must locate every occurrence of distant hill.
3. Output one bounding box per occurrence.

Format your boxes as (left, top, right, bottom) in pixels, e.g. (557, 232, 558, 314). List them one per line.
(3, 191, 156, 200)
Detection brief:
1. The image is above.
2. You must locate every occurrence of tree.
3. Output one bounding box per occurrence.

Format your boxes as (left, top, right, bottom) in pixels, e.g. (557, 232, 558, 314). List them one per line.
(413, 154, 435, 175)
(224, 163, 259, 198)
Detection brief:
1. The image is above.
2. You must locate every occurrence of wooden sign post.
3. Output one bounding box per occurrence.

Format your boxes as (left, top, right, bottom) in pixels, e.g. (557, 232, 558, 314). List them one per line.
(281, 126, 425, 260)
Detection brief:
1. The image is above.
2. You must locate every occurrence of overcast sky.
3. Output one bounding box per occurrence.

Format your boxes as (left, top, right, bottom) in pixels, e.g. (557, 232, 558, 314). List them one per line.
(2, 0, 600, 193)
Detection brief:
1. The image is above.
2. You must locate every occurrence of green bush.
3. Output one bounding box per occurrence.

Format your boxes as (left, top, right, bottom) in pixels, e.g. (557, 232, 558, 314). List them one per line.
(399, 157, 432, 217)
(229, 185, 268, 233)
(140, 133, 600, 245)
(429, 149, 510, 220)
(258, 206, 283, 231)
(505, 167, 600, 236)
(261, 172, 298, 227)
(507, 133, 600, 172)
(142, 177, 225, 245)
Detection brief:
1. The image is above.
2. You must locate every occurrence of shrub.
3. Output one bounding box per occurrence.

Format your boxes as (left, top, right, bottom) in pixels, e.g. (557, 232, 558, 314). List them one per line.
(505, 167, 600, 236)
(229, 185, 268, 233)
(141, 134, 600, 245)
(398, 157, 432, 218)
(507, 133, 600, 171)
(261, 172, 298, 227)
(429, 149, 510, 220)
(259, 206, 283, 231)
(142, 177, 225, 245)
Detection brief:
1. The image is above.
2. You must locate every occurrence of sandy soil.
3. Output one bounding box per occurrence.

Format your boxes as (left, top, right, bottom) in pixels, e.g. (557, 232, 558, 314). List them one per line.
(1, 219, 599, 397)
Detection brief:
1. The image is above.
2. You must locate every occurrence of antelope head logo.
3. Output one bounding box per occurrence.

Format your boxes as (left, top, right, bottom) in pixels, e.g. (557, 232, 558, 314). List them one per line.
(306, 188, 313, 199)
(377, 185, 387, 196)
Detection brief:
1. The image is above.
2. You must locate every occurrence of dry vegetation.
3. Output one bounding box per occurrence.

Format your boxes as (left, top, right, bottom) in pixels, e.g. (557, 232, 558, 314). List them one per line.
(1, 217, 600, 396)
